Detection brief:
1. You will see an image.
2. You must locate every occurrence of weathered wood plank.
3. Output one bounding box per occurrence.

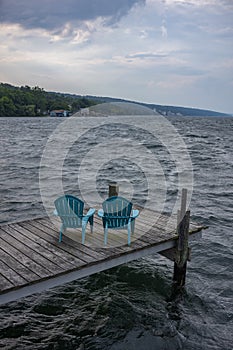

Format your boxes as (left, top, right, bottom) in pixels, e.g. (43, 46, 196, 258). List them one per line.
(1, 225, 66, 275)
(18, 221, 85, 267)
(0, 233, 51, 279)
(0, 250, 34, 284)
(139, 220, 175, 235)
(30, 219, 108, 262)
(137, 207, 202, 234)
(138, 235, 173, 247)
(0, 273, 15, 291)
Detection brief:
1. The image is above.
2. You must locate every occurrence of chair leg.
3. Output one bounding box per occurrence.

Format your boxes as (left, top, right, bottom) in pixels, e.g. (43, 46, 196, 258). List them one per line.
(127, 222, 131, 245)
(82, 221, 87, 244)
(104, 224, 108, 245)
(131, 219, 135, 235)
(59, 224, 64, 243)
(89, 215, 94, 233)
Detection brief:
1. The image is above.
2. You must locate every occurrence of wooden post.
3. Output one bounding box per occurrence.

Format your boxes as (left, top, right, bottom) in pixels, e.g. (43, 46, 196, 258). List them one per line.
(181, 188, 187, 217)
(109, 182, 119, 197)
(173, 189, 190, 287)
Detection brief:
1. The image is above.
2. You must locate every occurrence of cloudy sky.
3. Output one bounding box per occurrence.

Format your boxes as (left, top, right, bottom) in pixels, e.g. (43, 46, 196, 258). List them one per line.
(0, 0, 232, 113)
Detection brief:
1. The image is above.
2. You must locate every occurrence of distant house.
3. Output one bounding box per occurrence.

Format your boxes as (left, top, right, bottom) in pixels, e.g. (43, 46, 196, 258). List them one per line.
(50, 110, 69, 117)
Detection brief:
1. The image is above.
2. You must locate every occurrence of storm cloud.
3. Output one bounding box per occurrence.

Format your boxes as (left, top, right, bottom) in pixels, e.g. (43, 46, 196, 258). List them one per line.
(0, 0, 145, 30)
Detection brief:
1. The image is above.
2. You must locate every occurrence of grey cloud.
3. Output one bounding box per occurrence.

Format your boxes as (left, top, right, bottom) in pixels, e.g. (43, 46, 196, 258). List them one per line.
(0, 0, 145, 30)
(221, 0, 233, 9)
(126, 52, 168, 59)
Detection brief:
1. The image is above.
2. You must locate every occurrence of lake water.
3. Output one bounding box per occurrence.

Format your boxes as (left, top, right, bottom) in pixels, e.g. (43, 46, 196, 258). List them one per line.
(0, 115, 232, 350)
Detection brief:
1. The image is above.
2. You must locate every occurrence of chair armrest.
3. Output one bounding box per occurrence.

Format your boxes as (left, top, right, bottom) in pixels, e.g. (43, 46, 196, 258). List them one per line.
(85, 208, 95, 217)
(98, 209, 104, 217)
(53, 209, 58, 216)
(131, 209, 139, 219)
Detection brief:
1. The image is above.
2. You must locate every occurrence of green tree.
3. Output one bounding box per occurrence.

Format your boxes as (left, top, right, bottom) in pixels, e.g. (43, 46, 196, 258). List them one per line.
(0, 96, 16, 117)
(71, 100, 81, 112)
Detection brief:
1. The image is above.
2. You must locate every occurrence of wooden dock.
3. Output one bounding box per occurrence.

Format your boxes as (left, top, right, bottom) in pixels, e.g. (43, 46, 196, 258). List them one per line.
(0, 207, 204, 305)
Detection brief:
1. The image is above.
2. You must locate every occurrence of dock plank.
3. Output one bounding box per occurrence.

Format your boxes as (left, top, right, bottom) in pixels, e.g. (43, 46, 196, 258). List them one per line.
(0, 249, 33, 285)
(18, 221, 85, 268)
(1, 225, 66, 275)
(0, 233, 50, 279)
(0, 273, 15, 291)
(31, 218, 108, 261)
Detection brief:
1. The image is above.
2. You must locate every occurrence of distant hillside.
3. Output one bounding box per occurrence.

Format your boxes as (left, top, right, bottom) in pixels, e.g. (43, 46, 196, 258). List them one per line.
(141, 103, 230, 117)
(83, 95, 230, 117)
(0, 82, 230, 117)
(70, 94, 230, 117)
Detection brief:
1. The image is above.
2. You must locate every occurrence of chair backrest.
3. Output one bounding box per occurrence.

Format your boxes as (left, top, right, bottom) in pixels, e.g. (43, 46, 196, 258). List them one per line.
(54, 195, 84, 228)
(102, 196, 132, 228)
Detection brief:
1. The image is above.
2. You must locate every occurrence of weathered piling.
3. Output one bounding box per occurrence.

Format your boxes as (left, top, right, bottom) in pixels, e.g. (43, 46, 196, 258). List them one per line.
(109, 182, 119, 197)
(173, 189, 190, 286)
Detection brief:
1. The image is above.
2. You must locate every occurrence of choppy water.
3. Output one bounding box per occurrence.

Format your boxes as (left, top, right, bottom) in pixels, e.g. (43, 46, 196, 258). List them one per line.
(0, 115, 232, 350)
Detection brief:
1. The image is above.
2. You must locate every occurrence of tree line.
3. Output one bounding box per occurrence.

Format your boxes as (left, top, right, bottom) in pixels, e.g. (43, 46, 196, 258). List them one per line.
(0, 83, 98, 117)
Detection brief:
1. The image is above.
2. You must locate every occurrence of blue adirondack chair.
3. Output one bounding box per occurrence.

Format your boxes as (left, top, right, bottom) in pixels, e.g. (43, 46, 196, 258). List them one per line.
(54, 195, 95, 244)
(98, 196, 139, 245)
